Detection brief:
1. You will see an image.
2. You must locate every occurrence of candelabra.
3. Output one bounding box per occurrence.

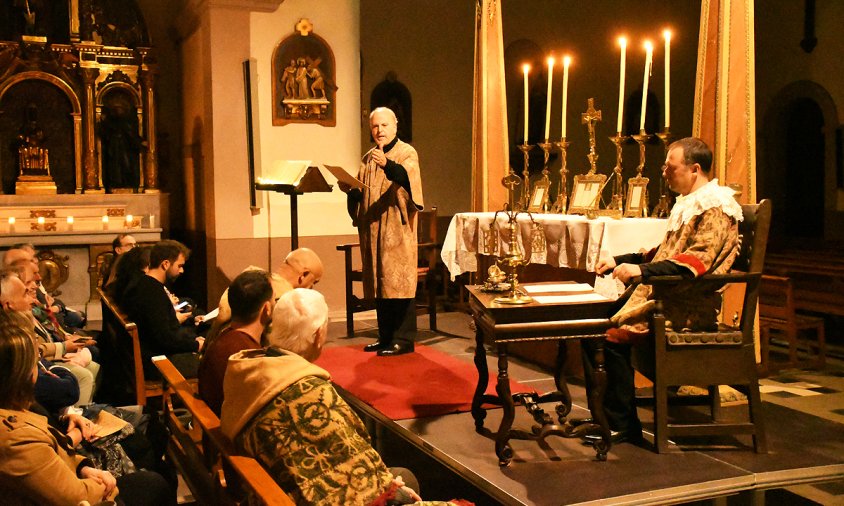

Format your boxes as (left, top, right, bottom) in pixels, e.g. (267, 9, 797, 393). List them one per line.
(608, 132, 628, 211)
(652, 128, 674, 218)
(626, 129, 652, 217)
(517, 143, 533, 210)
(550, 138, 570, 213)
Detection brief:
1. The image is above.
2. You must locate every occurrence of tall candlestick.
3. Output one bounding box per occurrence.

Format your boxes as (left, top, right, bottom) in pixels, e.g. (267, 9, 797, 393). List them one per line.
(640, 40, 653, 132)
(544, 57, 555, 141)
(561, 56, 571, 138)
(523, 64, 530, 142)
(616, 37, 627, 133)
(663, 29, 671, 129)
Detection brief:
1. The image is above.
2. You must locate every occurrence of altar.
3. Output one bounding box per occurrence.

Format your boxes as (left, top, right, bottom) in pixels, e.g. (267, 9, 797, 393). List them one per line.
(441, 212, 668, 280)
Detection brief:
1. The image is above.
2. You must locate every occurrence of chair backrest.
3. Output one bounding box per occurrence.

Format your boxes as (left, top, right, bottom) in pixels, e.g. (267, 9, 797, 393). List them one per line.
(733, 199, 772, 274)
(417, 206, 437, 245)
(98, 287, 148, 405)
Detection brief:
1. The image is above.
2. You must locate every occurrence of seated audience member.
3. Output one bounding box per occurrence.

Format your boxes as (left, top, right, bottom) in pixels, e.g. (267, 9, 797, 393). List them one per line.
(582, 137, 743, 445)
(102, 233, 139, 287)
(5, 244, 87, 331)
(222, 289, 454, 506)
(206, 247, 324, 342)
(124, 240, 204, 379)
(1, 268, 98, 406)
(105, 245, 151, 307)
(199, 270, 274, 415)
(0, 318, 174, 506)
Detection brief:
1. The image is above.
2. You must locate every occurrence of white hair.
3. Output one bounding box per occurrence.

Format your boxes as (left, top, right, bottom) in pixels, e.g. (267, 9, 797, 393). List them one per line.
(267, 288, 328, 357)
(369, 106, 398, 123)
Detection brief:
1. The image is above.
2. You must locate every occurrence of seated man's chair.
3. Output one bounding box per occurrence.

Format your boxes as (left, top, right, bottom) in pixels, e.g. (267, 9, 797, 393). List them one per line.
(337, 206, 440, 337)
(641, 199, 771, 453)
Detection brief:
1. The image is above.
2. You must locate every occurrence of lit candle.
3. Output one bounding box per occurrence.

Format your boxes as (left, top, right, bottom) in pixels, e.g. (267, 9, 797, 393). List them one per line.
(102, 215, 109, 230)
(522, 64, 530, 143)
(8, 216, 14, 234)
(616, 37, 627, 133)
(37, 216, 45, 226)
(640, 40, 653, 132)
(125, 214, 133, 228)
(544, 57, 554, 141)
(663, 29, 671, 130)
(67, 216, 74, 231)
(561, 56, 571, 138)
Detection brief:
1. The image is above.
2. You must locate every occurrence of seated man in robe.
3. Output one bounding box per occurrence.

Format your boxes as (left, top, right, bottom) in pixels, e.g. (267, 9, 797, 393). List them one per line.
(124, 240, 204, 379)
(582, 137, 743, 444)
(198, 270, 274, 415)
(221, 289, 459, 506)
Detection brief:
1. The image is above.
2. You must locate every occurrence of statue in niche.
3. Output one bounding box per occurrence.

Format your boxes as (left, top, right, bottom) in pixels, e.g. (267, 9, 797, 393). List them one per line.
(98, 95, 144, 191)
(282, 59, 297, 98)
(17, 103, 50, 177)
(294, 57, 310, 99)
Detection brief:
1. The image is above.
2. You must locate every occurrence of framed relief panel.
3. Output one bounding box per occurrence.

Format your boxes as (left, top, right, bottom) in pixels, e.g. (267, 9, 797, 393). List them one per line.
(624, 177, 649, 218)
(567, 173, 607, 215)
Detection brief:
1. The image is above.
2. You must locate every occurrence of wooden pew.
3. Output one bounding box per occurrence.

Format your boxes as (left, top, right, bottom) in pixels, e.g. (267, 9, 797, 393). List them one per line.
(764, 252, 844, 317)
(153, 356, 294, 506)
(98, 288, 164, 406)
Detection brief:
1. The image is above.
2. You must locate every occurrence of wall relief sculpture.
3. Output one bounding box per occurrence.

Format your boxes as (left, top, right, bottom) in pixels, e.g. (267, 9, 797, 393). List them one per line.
(272, 18, 336, 127)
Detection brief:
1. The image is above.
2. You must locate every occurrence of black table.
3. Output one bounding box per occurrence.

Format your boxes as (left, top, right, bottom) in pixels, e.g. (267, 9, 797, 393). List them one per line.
(467, 282, 615, 465)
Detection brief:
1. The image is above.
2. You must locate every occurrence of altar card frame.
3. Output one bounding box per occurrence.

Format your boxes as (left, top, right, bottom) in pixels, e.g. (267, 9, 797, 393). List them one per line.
(624, 177, 649, 218)
(528, 178, 551, 213)
(567, 173, 607, 215)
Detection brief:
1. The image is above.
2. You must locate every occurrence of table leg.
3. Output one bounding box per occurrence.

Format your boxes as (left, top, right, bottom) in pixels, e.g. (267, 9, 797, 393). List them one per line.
(588, 339, 612, 461)
(554, 340, 573, 423)
(495, 343, 515, 466)
(471, 319, 489, 431)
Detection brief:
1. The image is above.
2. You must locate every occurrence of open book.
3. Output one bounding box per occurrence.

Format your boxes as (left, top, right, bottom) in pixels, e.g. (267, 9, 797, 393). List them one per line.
(258, 160, 312, 186)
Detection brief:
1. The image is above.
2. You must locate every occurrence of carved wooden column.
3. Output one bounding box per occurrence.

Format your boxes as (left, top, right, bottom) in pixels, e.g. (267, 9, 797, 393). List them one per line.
(138, 48, 159, 193)
(79, 65, 102, 192)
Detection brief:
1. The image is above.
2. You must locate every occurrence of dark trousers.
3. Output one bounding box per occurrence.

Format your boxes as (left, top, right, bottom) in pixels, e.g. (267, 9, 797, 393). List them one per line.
(581, 339, 642, 434)
(375, 298, 417, 347)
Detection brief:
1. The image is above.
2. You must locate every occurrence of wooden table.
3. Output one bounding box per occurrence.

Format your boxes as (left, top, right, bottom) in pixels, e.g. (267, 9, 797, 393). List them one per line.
(468, 283, 616, 465)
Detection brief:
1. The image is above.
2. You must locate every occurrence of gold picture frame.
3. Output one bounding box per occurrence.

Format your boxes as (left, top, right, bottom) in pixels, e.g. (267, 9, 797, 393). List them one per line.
(528, 179, 550, 213)
(624, 177, 650, 218)
(567, 173, 607, 215)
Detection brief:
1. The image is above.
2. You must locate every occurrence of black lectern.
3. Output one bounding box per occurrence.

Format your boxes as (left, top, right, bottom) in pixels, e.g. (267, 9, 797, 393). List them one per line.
(255, 166, 333, 250)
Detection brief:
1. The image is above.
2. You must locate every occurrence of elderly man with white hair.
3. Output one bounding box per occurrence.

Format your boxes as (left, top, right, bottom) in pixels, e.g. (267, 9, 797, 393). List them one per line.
(220, 289, 450, 506)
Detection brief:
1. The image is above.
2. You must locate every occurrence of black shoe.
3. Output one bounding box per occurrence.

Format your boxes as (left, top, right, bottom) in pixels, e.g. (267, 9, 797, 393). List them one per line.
(583, 429, 643, 446)
(377, 343, 415, 356)
(364, 341, 390, 352)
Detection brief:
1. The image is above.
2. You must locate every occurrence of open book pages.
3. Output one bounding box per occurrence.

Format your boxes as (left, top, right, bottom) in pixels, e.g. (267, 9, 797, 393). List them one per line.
(532, 293, 609, 304)
(258, 160, 311, 185)
(521, 283, 593, 294)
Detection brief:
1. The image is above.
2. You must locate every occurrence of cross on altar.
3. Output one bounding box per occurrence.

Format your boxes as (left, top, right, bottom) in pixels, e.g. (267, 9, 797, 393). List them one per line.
(581, 98, 602, 174)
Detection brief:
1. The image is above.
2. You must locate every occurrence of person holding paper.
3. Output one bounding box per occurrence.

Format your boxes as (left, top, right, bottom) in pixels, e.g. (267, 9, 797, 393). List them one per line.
(582, 137, 743, 445)
(338, 107, 424, 357)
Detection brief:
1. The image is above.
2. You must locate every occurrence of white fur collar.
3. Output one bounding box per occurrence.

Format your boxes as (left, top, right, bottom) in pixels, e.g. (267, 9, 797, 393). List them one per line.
(666, 179, 743, 231)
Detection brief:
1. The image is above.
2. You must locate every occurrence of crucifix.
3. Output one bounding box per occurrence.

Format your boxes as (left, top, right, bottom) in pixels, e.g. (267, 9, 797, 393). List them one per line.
(581, 98, 602, 175)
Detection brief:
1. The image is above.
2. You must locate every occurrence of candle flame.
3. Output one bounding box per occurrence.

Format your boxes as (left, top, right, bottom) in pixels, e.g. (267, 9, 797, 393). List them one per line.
(522, 63, 530, 73)
(618, 36, 627, 48)
(67, 216, 74, 224)
(8, 217, 15, 224)
(663, 29, 672, 41)
(563, 55, 571, 67)
(547, 56, 555, 66)
(644, 40, 653, 51)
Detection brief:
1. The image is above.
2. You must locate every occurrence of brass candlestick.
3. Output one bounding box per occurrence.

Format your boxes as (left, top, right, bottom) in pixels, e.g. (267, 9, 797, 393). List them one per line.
(551, 138, 570, 213)
(609, 132, 628, 211)
(494, 213, 533, 305)
(517, 143, 533, 210)
(537, 141, 553, 212)
(628, 129, 653, 217)
(652, 128, 674, 218)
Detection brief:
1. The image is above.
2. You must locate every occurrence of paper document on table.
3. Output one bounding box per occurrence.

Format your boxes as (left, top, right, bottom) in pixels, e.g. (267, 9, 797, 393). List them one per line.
(532, 293, 609, 304)
(522, 283, 593, 294)
(593, 274, 625, 301)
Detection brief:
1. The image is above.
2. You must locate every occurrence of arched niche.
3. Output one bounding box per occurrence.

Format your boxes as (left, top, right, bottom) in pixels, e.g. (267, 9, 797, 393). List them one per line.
(96, 80, 144, 192)
(0, 71, 83, 194)
(370, 72, 412, 142)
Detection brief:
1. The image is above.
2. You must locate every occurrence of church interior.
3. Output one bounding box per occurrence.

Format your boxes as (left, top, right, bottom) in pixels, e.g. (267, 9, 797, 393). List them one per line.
(2, 0, 844, 504)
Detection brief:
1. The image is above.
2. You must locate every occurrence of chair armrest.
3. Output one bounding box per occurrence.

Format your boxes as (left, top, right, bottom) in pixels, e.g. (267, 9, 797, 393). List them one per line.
(336, 243, 360, 251)
(641, 272, 760, 287)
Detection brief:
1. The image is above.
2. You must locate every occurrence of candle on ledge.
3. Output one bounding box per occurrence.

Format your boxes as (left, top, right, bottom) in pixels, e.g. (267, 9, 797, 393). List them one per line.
(616, 37, 628, 134)
(522, 63, 530, 143)
(125, 214, 134, 228)
(67, 216, 74, 231)
(102, 215, 109, 230)
(561, 56, 571, 139)
(37, 217, 45, 227)
(149, 214, 156, 229)
(8, 216, 15, 234)
(663, 29, 671, 130)
(544, 56, 555, 141)
(640, 40, 654, 132)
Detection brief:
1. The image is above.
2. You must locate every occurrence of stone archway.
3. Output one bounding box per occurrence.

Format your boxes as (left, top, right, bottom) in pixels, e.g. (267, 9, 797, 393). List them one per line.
(760, 80, 839, 242)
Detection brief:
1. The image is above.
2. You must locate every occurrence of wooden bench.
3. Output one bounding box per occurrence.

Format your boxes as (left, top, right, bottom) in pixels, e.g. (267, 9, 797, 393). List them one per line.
(98, 288, 164, 406)
(153, 356, 293, 506)
(764, 252, 844, 317)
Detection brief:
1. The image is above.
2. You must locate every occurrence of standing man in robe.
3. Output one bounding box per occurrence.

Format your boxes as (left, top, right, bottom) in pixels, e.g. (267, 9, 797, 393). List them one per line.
(582, 137, 743, 444)
(338, 107, 424, 356)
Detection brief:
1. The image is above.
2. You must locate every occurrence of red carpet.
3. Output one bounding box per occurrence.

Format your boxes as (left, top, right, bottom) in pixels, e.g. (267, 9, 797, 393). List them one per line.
(315, 344, 540, 420)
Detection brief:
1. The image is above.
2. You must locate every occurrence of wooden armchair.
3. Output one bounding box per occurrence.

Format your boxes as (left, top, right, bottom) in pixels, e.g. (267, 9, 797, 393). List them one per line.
(641, 199, 771, 453)
(336, 206, 440, 337)
(759, 274, 826, 373)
